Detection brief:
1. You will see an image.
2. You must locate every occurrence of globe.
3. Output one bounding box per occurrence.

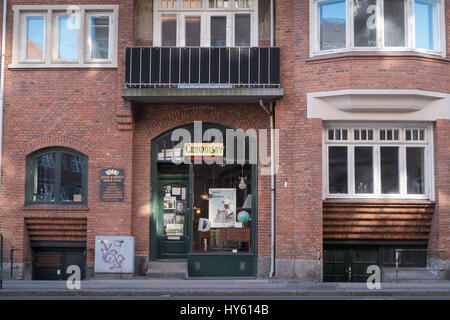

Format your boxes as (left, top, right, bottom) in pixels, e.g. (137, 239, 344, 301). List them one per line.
(237, 211, 250, 223)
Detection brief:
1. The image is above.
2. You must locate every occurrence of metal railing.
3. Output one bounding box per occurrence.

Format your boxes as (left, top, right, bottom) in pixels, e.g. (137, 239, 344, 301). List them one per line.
(395, 248, 427, 283)
(125, 46, 280, 89)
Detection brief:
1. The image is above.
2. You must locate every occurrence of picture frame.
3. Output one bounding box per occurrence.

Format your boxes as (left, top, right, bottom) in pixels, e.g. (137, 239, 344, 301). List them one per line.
(210, 230, 222, 250)
(209, 188, 236, 228)
(164, 196, 176, 210)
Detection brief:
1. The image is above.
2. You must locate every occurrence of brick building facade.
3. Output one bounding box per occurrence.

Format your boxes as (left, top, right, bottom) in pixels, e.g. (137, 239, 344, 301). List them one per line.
(0, 0, 448, 281)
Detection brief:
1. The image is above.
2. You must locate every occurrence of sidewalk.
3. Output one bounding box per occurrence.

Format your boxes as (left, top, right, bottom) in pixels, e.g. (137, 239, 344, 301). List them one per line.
(1, 278, 450, 297)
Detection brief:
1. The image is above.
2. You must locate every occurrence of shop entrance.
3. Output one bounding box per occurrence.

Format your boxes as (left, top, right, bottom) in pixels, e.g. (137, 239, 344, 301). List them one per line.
(158, 178, 191, 259)
(150, 123, 258, 277)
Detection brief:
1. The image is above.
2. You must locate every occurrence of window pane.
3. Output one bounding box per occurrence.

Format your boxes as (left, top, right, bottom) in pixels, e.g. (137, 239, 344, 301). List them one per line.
(209, 0, 230, 8)
(211, 16, 227, 47)
(90, 16, 110, 59)
(329, 146, 348, 194)
(235, 0, 252, 8)
(58, 16, 77, 60)
(353, 0, 377, 47)
(319, 0, 346, 50)
(381, 147, 399, 194)
(26, 16, 44, 60)
(384, 0, 405, 47)
(185, 16, 201, 46)
(61, 153, 84, 202)
(33, 153, 56, 202)
(407, 147, 425, 194)
(184, 0, 203, 9)
(162, 14, 177, 47)
(235, 14, 251, 46)
(355, 147, 373, 193)
(415, 0, 438, 51)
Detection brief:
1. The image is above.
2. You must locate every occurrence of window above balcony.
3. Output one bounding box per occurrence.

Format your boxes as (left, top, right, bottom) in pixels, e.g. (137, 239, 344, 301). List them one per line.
(154, 0, 258, 47)
(310, 0, 446, 58)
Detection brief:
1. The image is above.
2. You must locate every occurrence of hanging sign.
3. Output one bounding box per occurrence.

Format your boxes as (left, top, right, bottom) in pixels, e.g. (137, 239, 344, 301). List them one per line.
(100, 168, 125, 202)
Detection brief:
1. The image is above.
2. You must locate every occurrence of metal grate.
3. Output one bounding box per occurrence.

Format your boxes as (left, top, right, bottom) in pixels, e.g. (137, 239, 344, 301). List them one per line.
(125, 46, 280, 89)
(35, 252, 61, 268)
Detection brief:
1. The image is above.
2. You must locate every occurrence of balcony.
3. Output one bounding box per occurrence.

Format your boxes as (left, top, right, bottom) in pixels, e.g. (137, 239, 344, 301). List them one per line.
(122, 47, 283, 104)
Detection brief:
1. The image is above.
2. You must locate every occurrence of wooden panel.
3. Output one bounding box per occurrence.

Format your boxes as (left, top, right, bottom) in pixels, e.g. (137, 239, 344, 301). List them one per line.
(25, 215, 87, 242)
(323, 201, 434, 240)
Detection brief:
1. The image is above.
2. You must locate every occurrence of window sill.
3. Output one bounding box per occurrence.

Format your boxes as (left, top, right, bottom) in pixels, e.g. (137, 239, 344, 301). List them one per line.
(323, 198, 434, 204)
(307, 51, 449, 63)
(8, 63, 118, 69)
(23, 204, 89, 211)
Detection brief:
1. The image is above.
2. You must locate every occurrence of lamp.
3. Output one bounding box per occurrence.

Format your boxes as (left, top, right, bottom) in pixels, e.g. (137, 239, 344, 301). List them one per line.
(238, 164, 246, 190)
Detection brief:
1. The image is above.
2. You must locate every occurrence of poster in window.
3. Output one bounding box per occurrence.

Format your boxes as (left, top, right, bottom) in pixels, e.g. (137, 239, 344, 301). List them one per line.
(209, 188, 236, 228)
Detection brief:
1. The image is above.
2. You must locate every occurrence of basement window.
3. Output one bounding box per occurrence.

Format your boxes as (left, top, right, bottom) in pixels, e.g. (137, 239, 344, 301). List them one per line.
(26, 148, 88, 205)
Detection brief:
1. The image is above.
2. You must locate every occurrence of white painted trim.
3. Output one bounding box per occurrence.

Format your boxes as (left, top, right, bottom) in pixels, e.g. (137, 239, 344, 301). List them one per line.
(153, 0, 258, 47)
(10, 5, 119, 69)
(307, 89, 450, 121)
(323, 123, 434, 200)
(309, 0, 446, 58)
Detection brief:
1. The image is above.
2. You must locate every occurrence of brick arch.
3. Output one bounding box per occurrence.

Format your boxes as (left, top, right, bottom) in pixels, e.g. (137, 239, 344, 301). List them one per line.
(20, 135, 95, 157)
(140, 105, 269, 140)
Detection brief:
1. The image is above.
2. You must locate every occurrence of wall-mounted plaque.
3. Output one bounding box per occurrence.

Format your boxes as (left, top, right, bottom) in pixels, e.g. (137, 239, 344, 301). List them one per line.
(100, 168, 125, 202)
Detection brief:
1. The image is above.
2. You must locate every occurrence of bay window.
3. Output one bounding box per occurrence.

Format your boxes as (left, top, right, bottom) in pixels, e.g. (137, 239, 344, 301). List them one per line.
(312, 0, 445, 56)
(154, 0, 258, 47)
(324, 125, 433, 199)
(12, 5, 118, 68)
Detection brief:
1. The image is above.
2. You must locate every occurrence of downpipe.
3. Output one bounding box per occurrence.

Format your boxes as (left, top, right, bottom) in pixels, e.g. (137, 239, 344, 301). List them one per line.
(0, 0, 7, 178)
(259, 99, 276, 278)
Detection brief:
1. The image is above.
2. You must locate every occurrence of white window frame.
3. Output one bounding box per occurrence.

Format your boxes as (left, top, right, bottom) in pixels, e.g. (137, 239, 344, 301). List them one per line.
(52, 13, 80, 63)
(153, 0, 258, 47)
(310, 0, 446, 57)
(85, 12, 115, 63)
(11, 5, 119, 68)
(179, 12, 206, 46)
(20, 12, 47, 63)
(323, 123, 434, 200)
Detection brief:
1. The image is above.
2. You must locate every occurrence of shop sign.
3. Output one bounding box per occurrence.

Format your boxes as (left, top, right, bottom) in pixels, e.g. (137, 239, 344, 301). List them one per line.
(100, 168, 125, 202)
(183, 143, 224, 157)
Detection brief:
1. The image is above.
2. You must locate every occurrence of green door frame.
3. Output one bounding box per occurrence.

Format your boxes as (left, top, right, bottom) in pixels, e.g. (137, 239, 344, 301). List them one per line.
(157, 177, 191, 259)
(149, 123, 258, 277)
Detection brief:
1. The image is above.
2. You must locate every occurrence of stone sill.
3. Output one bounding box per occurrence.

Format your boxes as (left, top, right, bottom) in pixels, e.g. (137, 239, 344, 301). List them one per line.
(23, 205, 89, 212)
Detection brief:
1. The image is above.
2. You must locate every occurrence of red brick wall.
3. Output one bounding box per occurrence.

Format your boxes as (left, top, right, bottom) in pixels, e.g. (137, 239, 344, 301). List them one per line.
(274, 0, 450, 263)
(0, 0, 448, 277)
(131, 104, 271, 257)
(429, 120, 450, 261)
(0, 0, 135, 267)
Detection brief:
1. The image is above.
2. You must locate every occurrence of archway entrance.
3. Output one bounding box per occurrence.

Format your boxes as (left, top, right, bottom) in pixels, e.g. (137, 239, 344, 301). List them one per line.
(150, 123, 258, 277)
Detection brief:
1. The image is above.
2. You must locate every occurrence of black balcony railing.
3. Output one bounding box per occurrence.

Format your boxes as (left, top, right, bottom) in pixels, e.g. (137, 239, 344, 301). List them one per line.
(125, 47, 280, 88)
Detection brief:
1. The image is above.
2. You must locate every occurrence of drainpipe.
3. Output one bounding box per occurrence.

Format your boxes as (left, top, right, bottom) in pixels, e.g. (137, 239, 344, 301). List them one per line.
(0, 0, 7, 178)
(259, 99, 276, 278)
(270, 0, 274, 47)
(269, 0, 276, 279)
